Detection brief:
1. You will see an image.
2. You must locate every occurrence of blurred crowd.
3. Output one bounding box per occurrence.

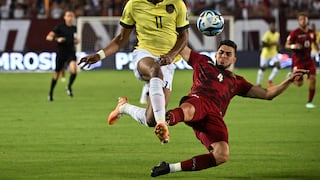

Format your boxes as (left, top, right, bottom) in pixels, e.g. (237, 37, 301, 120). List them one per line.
(1, 0, 320, 19)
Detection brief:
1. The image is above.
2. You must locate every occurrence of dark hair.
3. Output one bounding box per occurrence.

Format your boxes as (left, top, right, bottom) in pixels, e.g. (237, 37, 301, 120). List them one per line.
(64, 9, 75, 15)
(297, 12, 308, 18)
(219, 40, 237, 52)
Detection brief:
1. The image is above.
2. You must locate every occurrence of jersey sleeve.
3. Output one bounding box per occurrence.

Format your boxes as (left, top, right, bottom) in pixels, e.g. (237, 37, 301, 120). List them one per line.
(262, 31, 269, 43)
(235, 76, 254, 96)
(188, 50, 202, 67)
(286, 30, 296, 43)
(52, 24, 60, 34)
(176, 0, 189, 31)
(119, 0, 135, 28)
(188, 50, 213, 67)
(311, 30, 317, 43)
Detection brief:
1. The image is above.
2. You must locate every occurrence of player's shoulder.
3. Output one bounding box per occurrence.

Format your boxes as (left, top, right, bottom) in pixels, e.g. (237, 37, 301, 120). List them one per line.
(190, 50, 206, 59)
(234, 73, 244, 79)
(162, 0, 186, 7)
(55, 23, 65, 28)
(288, 28, 300, 37)
(53, 23, 64, 31)
(190, 50, 215, 64)
(170, 0, 186, 4)
(293, 28, 302, 33)
(264, 31, 272, 37)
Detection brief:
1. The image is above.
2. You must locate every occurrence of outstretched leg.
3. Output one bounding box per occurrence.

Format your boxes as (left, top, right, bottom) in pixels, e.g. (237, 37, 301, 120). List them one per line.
(151, 141, 229, 177)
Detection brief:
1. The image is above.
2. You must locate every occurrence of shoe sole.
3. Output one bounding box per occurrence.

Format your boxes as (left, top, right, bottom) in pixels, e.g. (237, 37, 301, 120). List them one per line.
(151, 161, 170, 177)
(107, 97, 128, 125)
(154, 122, 169, 144)
(306, 105, 316, 108)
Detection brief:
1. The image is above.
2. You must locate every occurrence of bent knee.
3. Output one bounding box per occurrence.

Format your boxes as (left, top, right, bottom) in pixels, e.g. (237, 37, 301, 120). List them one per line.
(211, 141, 229, 165)
(214, 152, 229, 165)
(147, 120, 156, 127)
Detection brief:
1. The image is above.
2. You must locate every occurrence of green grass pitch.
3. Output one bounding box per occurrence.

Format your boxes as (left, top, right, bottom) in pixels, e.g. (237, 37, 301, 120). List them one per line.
(0, 69, 319, 179)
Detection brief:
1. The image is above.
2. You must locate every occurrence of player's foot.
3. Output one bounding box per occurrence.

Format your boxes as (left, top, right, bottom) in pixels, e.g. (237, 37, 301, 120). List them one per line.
(61, 77, 66, 82)
(66, 87, 73, 97)
(267, 80, 273, 87)
(286, 71, 292, 78)
(151, 161, 170, 177)
(107, 97, 128, 125)
(48, 95, 53, 102)
(154, 122, 169, 144)
(139, 95, 147, 104)
(306, 102, 316, 108)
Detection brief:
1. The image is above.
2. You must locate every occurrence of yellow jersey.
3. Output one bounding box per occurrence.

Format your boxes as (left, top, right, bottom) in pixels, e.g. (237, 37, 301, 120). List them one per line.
(120, 0, 189, 61)
(260, 30, 280, 58)
(311, 31, 320, 52)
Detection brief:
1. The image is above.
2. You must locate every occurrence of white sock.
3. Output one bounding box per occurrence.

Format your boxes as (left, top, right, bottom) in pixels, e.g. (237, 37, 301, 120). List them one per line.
(169, 163, 182, 173)
(257, 69, 264, 85)
(120, 103, 148, 126)
(139, 83, 149, 104)
(149, 77, 166, 124)
(268, 67, 279, 81)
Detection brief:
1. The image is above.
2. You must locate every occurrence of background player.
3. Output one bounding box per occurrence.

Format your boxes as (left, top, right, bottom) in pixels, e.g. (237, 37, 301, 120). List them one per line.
(46, 10, 79, 101)
(78, 0, 189, 143)
(256, 21, 281, 87)
(285, 12, 318, 108)
(311, 23, 320, 67)
(150, 40, 308, 177)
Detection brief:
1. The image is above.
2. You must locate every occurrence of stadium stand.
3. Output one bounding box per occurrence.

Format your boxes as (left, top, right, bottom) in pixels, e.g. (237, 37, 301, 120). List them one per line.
(1, 0, 319, 20)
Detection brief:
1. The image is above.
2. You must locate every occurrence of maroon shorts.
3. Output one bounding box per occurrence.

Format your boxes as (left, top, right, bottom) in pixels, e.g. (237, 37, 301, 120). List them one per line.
(292, 59, 316, 77)
(181, 95, 229, 150)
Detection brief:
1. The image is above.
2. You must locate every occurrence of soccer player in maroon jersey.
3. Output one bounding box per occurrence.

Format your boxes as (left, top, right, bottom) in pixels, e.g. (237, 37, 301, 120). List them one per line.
(285, 12, 318, 108)
(151, 40, 308, 177)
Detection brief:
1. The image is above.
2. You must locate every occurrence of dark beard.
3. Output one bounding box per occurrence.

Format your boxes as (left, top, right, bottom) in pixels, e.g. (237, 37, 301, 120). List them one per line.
(217, 65, 227, 70)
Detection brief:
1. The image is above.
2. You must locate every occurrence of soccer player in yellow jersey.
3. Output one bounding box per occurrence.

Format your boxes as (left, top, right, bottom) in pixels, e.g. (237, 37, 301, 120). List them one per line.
(256, 22, 280, 87)
(78, 0, 189, 144)
(311, 23, 320, 65)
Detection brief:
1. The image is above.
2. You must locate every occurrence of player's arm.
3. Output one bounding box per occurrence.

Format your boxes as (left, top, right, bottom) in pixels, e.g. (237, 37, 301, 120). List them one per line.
(285, 34, 302, 50)
(262, 40, 277, 47)
(74, 36, 80, 45)
(46, 31, 65, 43)
(160, 29, 189, 65)
(78, 27, 133, 69)
(179, 46, 192, 62)
(261, 41, 269, 47)
(99, 27, 132, 57)
(314, 33, 319, 52)
(246, 68, 309, 100)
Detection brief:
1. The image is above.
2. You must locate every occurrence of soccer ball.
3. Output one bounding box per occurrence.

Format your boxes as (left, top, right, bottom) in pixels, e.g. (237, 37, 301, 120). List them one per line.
(196, 10, 224, 36)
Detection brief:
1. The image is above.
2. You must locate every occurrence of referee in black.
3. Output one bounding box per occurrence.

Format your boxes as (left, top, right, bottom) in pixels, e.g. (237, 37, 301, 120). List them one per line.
(46, 10, 79, 101)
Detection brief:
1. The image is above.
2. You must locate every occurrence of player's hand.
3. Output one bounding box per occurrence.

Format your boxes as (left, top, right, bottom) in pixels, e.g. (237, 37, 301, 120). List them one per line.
(291, 43, 302, 49)
(289, 68, 309, 82)
(78, 54, 100, 69)
(74, 38, 80, 45)
(159, 54, 174, 65)
(56, 37, 66, 43)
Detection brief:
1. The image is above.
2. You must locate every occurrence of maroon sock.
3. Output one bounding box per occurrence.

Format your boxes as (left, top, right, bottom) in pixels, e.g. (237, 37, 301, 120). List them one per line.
(181, 153, 217, 171)
(166, 108, 184, 126)
(308, 88, 315, 102)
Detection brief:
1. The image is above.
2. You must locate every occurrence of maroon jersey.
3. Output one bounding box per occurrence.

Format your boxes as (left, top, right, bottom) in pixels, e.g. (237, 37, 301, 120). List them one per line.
(287, 28, 316, 63)
(188, 50, 253, 116)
